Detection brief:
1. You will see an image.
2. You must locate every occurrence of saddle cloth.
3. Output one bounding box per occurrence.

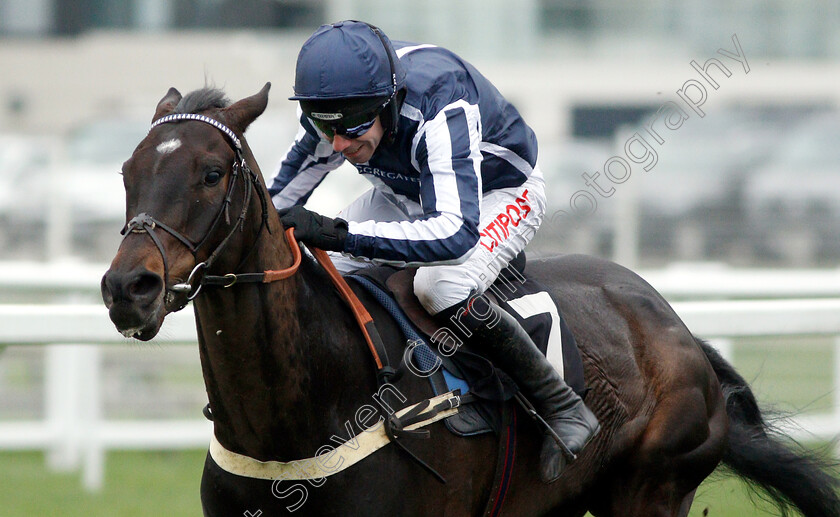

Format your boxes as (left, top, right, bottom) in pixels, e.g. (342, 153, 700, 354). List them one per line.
(347, 261, 586, 437)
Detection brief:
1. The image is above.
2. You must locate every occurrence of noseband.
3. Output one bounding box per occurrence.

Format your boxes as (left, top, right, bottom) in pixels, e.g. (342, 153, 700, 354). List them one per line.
(122, 113, 277, 306)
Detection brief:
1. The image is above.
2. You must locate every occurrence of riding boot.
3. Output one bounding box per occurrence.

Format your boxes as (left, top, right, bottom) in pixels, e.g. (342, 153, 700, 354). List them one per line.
(436, 296, 600, 483)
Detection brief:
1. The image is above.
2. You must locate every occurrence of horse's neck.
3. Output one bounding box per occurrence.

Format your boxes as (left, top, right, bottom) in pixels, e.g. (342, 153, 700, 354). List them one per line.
(194, 235, 369, 461)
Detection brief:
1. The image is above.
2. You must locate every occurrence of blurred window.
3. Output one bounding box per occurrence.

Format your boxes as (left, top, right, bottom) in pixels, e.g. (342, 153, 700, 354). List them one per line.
(775, 117, 840, 169)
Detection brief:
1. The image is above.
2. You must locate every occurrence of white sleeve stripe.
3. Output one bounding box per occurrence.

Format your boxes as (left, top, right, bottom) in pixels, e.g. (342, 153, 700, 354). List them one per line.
(401, 102, 424, 122)
(479, 142, 534, 176)
(423, 110, 461, 218)
(348, 211, 463, 242)
(402, 102, 425, 172)
(396, 44, 437, 58)
(421, 100, 483, 217)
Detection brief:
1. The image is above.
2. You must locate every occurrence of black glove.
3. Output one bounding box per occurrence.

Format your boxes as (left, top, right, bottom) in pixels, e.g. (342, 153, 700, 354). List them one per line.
(277, 205, 349, 252)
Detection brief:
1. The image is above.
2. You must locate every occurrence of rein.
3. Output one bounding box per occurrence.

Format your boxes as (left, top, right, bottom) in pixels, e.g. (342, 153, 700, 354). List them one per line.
(199, 227, 302, 287)
(122, 113, 294, 306)
(123, 113, 387, 376)
(126, 111, 426, 478)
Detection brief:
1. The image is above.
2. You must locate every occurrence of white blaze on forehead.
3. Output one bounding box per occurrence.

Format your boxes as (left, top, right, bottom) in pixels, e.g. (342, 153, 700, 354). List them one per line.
(156, 138, 182, 154)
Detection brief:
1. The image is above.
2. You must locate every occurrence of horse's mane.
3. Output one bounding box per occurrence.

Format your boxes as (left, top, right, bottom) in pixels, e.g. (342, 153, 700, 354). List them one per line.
(174, 88, 230, 114)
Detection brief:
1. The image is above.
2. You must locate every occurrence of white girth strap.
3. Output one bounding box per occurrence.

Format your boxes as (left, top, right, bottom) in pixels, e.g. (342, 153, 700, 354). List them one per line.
(209, 391, 461, 481)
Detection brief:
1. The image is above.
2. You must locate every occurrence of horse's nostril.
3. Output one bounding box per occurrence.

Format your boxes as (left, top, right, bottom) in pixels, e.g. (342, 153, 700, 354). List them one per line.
(101, 274, 114, 307)
(129, 272, 163, 301)
(103, 269, 164, 305)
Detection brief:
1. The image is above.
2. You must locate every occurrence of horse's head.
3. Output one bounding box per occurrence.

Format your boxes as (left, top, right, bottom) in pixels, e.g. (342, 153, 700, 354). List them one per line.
(101, 83, 272, 340)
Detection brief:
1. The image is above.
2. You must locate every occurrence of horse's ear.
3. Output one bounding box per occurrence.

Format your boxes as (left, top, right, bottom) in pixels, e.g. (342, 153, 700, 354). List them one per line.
(224, 82, 271, 134)
(152, 87, 182, 123)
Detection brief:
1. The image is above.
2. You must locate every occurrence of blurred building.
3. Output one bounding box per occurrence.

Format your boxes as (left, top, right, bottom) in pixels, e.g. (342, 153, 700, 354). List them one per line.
(0, 0, 322, 35)
(2, 1, 839, 59)
(1, 0, 840, 267)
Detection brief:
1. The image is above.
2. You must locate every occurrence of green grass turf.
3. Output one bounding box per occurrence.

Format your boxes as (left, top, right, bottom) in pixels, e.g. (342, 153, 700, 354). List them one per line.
(734, 336, 835, 415)
(0, 449, 815, 516)
(1, 336, 834, 515)
(0, 450, 205, 517)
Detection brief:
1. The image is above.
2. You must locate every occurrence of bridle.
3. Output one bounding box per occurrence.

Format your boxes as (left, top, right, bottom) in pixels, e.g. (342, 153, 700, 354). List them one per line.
(121, 113, 300, 309)
(122, 109, 388, 389)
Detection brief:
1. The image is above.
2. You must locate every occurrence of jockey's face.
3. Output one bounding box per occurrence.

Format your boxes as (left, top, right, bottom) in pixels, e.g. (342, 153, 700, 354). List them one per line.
(329, 115, 384, 164)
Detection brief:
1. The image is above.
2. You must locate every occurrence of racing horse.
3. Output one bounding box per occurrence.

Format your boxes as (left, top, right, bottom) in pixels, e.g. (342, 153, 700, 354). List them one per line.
(101, 83, 840, 516)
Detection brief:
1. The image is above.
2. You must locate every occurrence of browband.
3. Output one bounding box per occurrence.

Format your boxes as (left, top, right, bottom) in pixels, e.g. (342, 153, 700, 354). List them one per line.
(151, 113, 242, 150)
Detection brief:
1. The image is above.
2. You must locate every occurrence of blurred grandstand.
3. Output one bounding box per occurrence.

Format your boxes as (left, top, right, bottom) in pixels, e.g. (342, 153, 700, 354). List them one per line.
(2, 1, 839, 267)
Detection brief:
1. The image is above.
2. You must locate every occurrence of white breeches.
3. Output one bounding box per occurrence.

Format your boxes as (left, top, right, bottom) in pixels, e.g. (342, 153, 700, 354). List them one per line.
(329, 168, 546, 315)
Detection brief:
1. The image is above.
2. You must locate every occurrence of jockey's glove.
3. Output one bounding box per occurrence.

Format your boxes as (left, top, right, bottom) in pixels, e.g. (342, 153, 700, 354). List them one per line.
(277, 205, 348, 252)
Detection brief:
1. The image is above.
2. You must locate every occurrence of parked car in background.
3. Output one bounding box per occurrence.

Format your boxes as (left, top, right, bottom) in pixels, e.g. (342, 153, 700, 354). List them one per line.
(746, 111, 840, 213)
(634, 106, 784, 217)
(531, 138, 615, 256)
(0, 134, 59, 258)
(745, 111, 840, 265)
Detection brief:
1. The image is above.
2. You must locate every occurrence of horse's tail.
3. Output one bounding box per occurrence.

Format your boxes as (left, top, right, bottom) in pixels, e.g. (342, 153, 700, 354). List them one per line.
(697, 337, 840, 517)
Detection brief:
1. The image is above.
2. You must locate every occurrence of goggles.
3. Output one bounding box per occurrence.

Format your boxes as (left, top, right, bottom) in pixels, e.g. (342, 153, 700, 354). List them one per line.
(303, 96, 390, 139)
(309, 110, 379, 139)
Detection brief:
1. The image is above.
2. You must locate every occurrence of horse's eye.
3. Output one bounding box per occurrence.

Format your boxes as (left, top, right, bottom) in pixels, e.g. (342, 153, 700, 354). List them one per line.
(204, 169, 223, 186)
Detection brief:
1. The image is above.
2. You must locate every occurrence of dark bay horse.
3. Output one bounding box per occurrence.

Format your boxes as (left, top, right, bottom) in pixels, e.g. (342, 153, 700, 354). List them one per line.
(101, 84, 840, 516)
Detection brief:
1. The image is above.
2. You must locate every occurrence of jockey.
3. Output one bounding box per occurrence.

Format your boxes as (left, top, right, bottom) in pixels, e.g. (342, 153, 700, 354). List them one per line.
(270, 20, 599, 483)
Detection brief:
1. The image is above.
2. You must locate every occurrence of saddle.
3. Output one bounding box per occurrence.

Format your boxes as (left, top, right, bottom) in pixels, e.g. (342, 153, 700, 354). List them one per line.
(345, 255, 587, 438)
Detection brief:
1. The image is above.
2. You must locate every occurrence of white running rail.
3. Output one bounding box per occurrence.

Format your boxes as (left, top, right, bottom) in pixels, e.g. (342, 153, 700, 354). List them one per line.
(1, 301, 840, 489)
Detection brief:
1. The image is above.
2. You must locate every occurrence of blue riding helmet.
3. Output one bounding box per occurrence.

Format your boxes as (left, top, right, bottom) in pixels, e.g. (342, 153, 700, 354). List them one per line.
(291, 20, 405, 101)
(290, 21, 407, 141)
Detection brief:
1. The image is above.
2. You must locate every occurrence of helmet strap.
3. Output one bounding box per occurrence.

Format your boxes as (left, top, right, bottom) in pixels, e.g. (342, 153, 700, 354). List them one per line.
(382, 88, 405, 145)
(350, 21, 403, 143)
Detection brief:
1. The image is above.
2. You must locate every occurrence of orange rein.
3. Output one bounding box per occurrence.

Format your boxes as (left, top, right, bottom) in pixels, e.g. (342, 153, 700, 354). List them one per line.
(262, 228, 303, 282)
(265, 228, 384, 371)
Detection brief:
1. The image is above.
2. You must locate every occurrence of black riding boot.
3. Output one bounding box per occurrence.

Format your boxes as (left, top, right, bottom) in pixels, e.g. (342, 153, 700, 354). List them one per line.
(436, 296, 600, 483)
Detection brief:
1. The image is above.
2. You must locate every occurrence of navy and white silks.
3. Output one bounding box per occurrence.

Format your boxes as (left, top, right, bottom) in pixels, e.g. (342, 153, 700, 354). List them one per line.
(269, 42, 547, 314)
